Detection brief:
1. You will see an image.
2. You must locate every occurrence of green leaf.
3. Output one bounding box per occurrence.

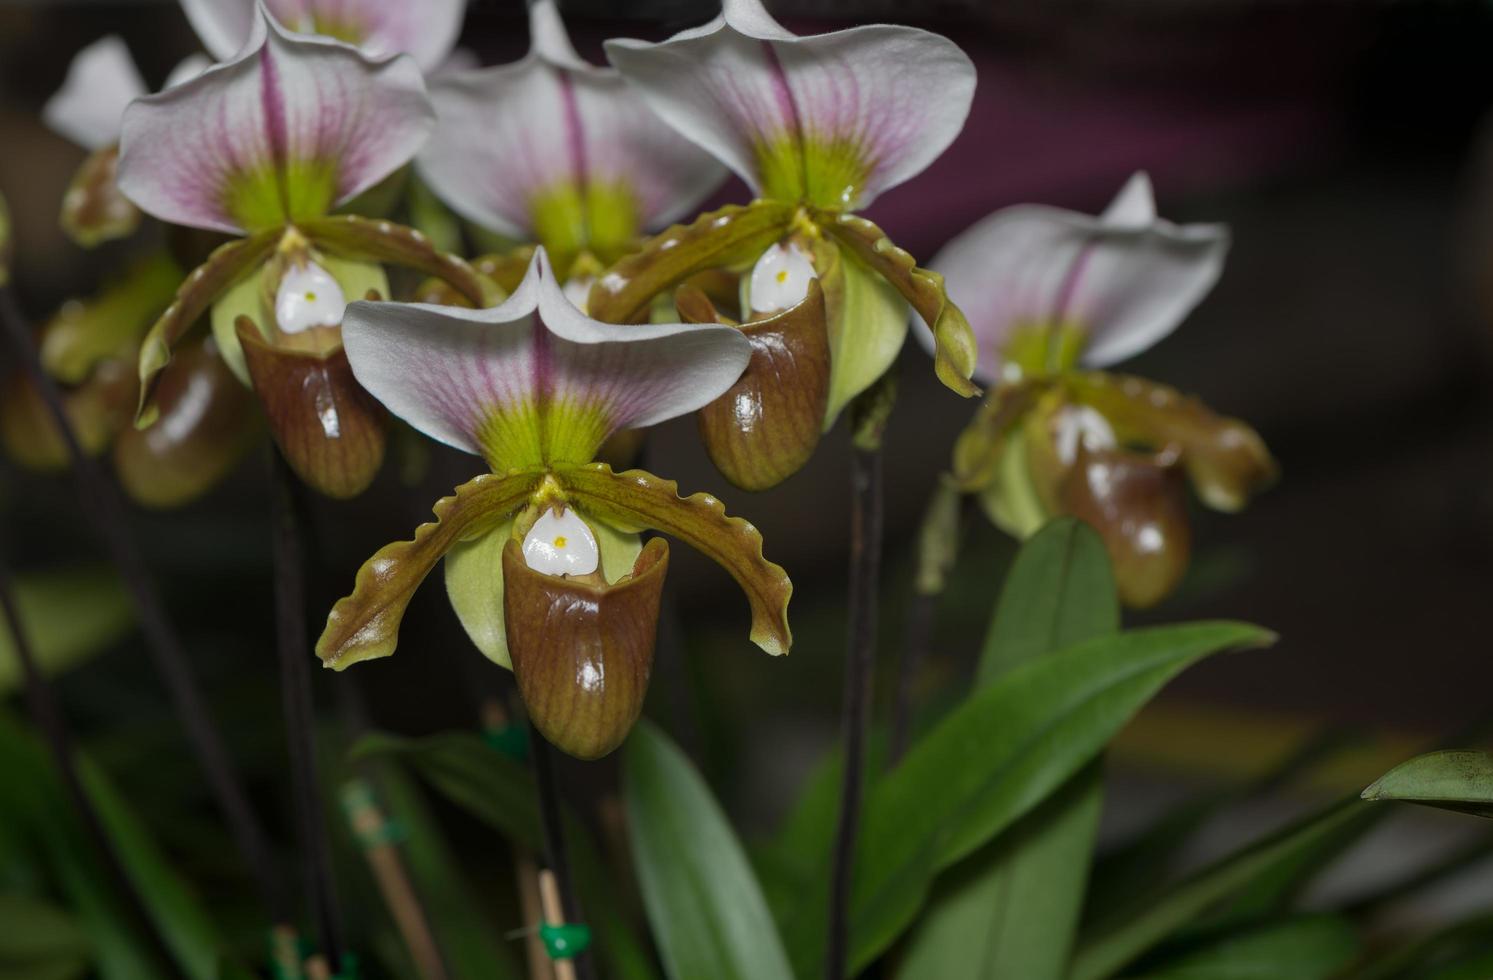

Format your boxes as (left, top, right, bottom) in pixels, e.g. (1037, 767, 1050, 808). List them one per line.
(1127, 915, 1359, 980)
(372, 764, 523, 980)
(1069, 799, 1364, 980)
(978, 518, 1120, 684)
(0, 565, 134, 694)
(1363, 751, 1493, 818)
(0, 893, 89, 964)
(787, 620, 1272, 975)
(897, 520, 1117, 980)
(351, 731, 658, 980)
(76, 756, 228, 980)
(624, 721, 793, 980)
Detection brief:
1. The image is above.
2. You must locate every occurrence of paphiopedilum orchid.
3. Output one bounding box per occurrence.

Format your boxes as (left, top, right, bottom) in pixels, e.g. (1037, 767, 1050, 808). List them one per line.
(316, 248, 792, 760)
(43, 36, 208, 247)
(0, 255, 259, 508)
(591, 0, 980, 489)
(117, 4, 490, 499)
(415, 0, 725, 296)
(930, 173, 1277, 607)
(181, 0, 467, 73)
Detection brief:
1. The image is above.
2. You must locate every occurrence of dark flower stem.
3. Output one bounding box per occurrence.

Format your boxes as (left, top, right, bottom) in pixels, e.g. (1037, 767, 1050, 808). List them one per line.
(528, 722, 596, 980)
(826, 376, 895, 980)
(269, 451, 346, 968)
(0, 286, 287, 923)
(0, 550, 182, 975)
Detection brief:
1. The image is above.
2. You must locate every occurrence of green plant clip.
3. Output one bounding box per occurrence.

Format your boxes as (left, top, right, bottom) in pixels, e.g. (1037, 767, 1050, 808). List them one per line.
(484, 723, 529, 761)
(539, 922, 593, 960)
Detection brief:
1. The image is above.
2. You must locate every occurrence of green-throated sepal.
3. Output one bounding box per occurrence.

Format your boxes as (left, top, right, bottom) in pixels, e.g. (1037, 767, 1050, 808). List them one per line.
(553, 463, 792, 656)
(60, 145, 141, 248)
(503, 533, 668, 760)
(234, 316, 388, 500)
(815, 210, 980, 401)
(587, 200, 796, 324)
(317, 470, 548, 670)
(680, 280, 829, 491)
(113, 339, 258, 508)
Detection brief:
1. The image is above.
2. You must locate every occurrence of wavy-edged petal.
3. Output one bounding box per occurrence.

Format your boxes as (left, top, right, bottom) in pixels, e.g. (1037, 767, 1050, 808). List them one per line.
(317, 470, 546, 669)
(605, 0, 974, 210)
(183, 0, 465, 72)
(43, 36, 145, 151)
(342, 247, 750, 471)
(118, 9, 433, 234)
(554, 462, 792, 656)
(136, 229, 281, 425)
(818, 210, 979, 399)
(927, 173, 1228, 383)
(418, 1, 723, 261)
(588, 200, 796, 325)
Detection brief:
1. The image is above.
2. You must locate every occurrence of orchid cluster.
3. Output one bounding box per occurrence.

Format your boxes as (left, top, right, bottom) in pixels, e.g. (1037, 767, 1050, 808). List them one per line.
(6, 0, 1272, 766)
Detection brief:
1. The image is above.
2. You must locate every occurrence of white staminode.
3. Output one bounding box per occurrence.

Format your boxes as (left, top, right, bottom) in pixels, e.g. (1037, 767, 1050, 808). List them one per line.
(562, 274, 595, 314)
(522, 508, 600, 577)
(275, 262, 348, 334)
(748, 241, 816, 315)
(1054, 405, 1117, 466)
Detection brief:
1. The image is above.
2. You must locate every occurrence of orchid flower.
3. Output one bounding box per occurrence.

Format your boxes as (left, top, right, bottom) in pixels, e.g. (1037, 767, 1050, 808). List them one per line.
(0, 255, 260, 509)
(931, 173, 1277, 607)
(181, 0, 467, 73)
(117, 4, 491, 498)
(317, 248, 792, 759)
(589, 0, 980, 489)
(415, 0, 725, 295)
(43, 36, 209, 247)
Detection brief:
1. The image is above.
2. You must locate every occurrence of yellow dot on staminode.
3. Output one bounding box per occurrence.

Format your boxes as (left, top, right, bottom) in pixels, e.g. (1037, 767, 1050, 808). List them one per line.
(305, 291, 317, 302)
(776, 270, 788, 284)
(553, 536, 567, 548)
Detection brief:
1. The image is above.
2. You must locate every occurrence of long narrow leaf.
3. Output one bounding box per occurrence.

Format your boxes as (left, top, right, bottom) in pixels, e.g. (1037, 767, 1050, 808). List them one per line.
(624, 722, 793, 980)
(897, 519, 1117, 980)
(1127, 915, 1359, 980)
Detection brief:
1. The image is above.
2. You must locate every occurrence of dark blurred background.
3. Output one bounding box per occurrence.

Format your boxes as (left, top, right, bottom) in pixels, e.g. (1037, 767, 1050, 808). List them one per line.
(4, 0, 1493, 925)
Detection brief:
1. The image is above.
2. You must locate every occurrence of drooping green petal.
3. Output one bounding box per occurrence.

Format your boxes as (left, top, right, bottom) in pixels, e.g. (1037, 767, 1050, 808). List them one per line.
(554, 462, 792, 655)
(301, 214, 493, 307)
(814, 237, 908, 429)
(587, 200, 796, 324)
(317, 470, 546, 669)
(1071, 371, 1277, 513)
(135, 229, 280, 426)
(816, 209, 980, 399)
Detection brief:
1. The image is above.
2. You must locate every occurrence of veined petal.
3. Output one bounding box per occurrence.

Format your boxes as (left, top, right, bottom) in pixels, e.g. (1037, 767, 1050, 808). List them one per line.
(417, 0, 724, 261)
(926, 173, 1228, 383)
(43, 36, 146, 151)
(342, 247, 751, 471)
(317, 470, 546, 670)
(118, 8, 434, 234)
(605, 0, 975, 210)
(818, 211, 979, 399)
(588, 200, 796, 325)
(183, 0, 466, 72)
(554, 462, 792, 656)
